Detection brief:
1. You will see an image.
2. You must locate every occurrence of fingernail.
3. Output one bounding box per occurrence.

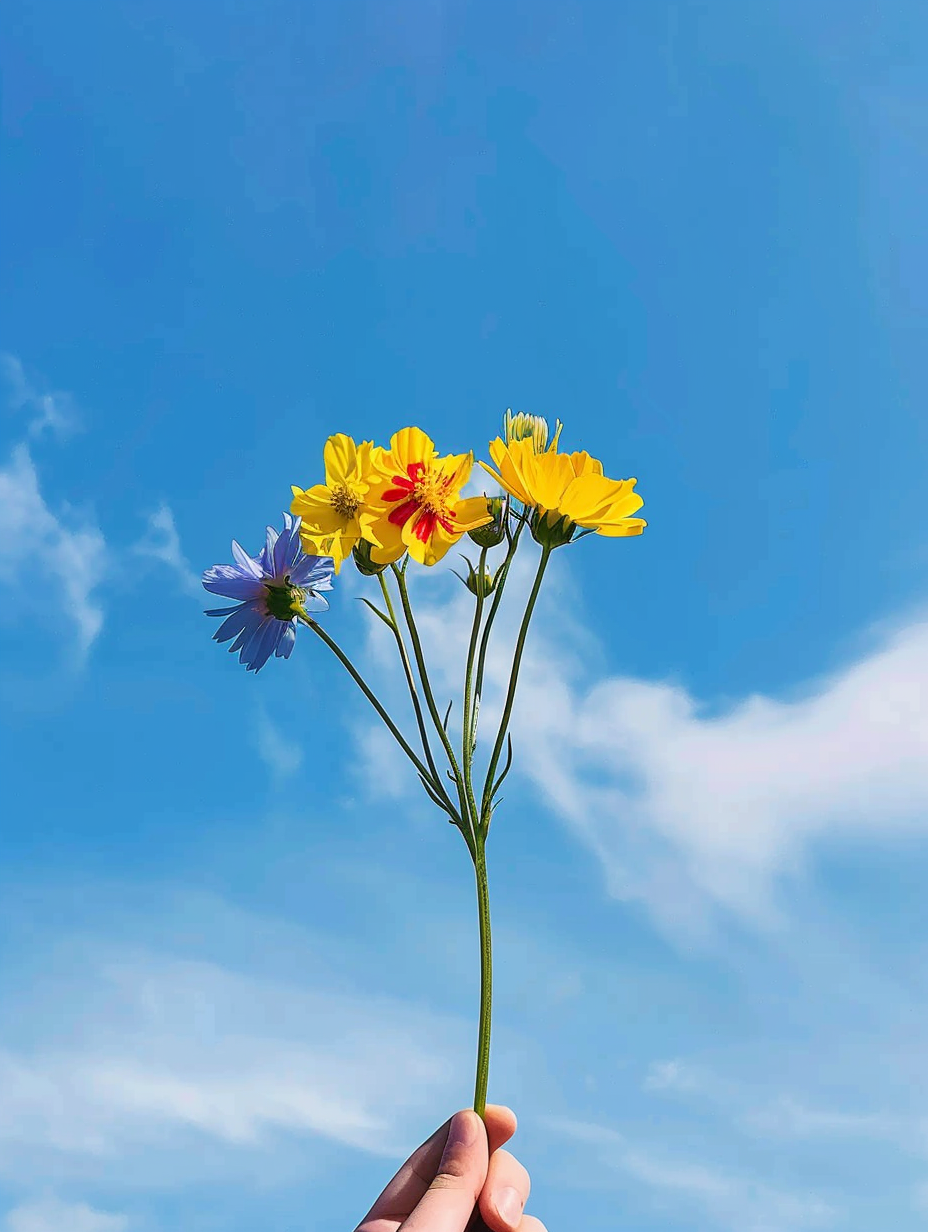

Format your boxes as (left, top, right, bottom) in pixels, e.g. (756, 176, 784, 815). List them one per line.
(447, 1110, 480, 1150)
(495, 1185, 523, 1225)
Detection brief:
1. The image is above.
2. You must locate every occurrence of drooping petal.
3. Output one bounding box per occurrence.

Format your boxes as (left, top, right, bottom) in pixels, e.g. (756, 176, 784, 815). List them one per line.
(276, 621, 297, 658)
(214, 601, 263, 645)
(246, 619, 283, 672)
(238, 614, 274, 667)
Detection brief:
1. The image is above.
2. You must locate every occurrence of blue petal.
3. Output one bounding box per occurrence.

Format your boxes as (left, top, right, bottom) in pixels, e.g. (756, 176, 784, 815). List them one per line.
(238, 614, 273, 668)
(275, 621, 297, 658)
(204, 606, 238, 617)
(291, 554, 334, 590)
(231, 539, 264, 579)
(272, 527, 290, 577)
(214, 602, 263, 645)
(245, 619, 281, 672)
(303, 591, 330, 612)
(264, 525, 279, 570)
(203, 565, 266, 601)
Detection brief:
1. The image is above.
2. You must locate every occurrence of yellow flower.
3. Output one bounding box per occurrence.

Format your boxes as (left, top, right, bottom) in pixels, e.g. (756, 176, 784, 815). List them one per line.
(480, 437, 646, 545)
(361, 427, 494, 567)
(290, 434, 378, 572)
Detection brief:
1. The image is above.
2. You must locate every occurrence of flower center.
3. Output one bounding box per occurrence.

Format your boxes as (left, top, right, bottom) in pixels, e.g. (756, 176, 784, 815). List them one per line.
(264, 578, 307, 620)
(413, 468, 449, 514)
(331, 483, 361, 518)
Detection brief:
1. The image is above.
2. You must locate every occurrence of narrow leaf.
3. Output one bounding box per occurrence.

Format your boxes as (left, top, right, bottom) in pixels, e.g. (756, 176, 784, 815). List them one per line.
(358, 597, 395, 630)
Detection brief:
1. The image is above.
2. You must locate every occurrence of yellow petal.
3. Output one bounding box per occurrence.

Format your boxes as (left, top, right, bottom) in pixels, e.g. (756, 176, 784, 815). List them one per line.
(452, 495, 494, 532)
(560, 474, 643, 524)
(291, 487, 347, 535)
(566, 451, 604, 479)
(323, 434, 358, 487)
(387, 426, 436, 474)
(482, 439, 533, 504)
(528, 449, 574, 512)
(365, 514, 406, 561)
(595, 518, 647, 537)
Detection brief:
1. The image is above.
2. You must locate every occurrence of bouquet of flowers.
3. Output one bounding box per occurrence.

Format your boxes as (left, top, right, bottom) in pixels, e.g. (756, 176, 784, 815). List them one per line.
(202, 410, 646, 1125)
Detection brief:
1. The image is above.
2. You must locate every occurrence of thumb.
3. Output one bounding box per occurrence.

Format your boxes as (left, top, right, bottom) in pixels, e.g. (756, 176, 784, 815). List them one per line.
(400, 1109, 489, 1232)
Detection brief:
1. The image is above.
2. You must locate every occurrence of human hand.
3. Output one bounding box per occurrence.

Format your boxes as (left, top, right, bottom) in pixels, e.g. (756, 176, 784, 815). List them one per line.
(354, 1104, 547, 1232)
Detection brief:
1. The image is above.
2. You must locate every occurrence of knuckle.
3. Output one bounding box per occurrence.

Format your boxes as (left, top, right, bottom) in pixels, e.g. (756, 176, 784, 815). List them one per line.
(431, 1158, 471, 1188)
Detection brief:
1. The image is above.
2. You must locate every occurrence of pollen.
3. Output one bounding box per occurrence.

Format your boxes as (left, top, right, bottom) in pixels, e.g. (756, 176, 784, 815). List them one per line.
(330, 483, 361, 518)
(413, 469, 450, 514)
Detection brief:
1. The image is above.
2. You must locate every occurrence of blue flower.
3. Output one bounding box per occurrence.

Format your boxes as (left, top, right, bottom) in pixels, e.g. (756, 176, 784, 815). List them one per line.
(203, 512, 334, 673)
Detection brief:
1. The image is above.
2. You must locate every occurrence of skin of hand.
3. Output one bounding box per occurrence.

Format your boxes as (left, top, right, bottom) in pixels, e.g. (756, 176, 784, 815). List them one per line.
(354, 1104, 547, 1232)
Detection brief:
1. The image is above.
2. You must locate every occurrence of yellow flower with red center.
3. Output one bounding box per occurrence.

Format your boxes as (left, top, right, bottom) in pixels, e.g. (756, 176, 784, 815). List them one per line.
(290, 433, 378, 572)
(361, 427, 494, 567)
(480, 435, 646, 545)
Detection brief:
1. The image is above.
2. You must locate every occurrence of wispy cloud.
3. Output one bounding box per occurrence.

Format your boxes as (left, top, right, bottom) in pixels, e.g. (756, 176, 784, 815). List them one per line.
(376, 551, 928, 937)
(512, 607, 928, 936)
(547, 1117, 837, 1232)
(132, 502, 200, 597)
(0, 444, 106, 659)
(4, 1198, 126, 1232)
(0, 906, 469, 1193)
(1, 354, 80, 440)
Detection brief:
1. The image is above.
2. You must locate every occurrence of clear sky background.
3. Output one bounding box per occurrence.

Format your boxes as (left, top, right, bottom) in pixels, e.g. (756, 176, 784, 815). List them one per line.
(2, 2, 928, 1230)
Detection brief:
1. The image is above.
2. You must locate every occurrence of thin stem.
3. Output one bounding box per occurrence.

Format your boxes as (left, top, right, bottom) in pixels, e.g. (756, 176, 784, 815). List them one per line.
(472, 835, 493, 1118)
(300, 615, 436, 789)
(391, 565, 477, 851)
(474, 515, 526, 705)
(480, 545, 551, 826)
(377, 573, 458, 821)
(461, 546, 489, 826)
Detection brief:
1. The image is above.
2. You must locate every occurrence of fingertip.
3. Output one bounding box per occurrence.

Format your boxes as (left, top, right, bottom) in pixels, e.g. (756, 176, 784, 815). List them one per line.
(483, 1104, 517, 1152)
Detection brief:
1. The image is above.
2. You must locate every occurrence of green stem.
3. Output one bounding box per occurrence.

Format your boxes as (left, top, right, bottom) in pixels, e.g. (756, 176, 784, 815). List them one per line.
(461, 546, 489, 827)
(391, 566, 477, 854)
(300, 615, 436, 790)
(472, 834, 493, 1118)
(377, 573, 458, 822)
(480, 545, 551, 825)
(474, 514, 526, 706)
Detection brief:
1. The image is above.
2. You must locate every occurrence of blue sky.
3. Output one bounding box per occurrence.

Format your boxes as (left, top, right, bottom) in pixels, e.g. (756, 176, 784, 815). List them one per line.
(2, 1, 928, 1229)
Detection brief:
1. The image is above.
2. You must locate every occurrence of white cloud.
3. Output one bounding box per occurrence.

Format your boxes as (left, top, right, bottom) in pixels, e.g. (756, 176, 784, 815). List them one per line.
(5, 1198, 126, 1232)
(548, 1117, 836, 1232)
(512, 610, 928, 935)
(132, 502, 200, 596)
(0, 444, 106, 657)
(2, 354, 80, 439)
(373, 549, 928, 935)
(0, 931, 468, 1190)
(255, 705, 303, 781)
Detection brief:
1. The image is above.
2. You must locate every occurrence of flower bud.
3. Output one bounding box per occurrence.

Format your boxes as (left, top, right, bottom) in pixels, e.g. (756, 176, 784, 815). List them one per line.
(352, 539, 389, 576)
(468, 496, 507, 548)
(502, 409, 563, 453)
(453, 557, 497, 598)
(529, 509, 576, 550)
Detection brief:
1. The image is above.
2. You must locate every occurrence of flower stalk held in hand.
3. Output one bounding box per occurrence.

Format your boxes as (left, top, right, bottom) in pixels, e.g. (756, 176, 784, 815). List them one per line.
(203, 413, 646, 1119)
